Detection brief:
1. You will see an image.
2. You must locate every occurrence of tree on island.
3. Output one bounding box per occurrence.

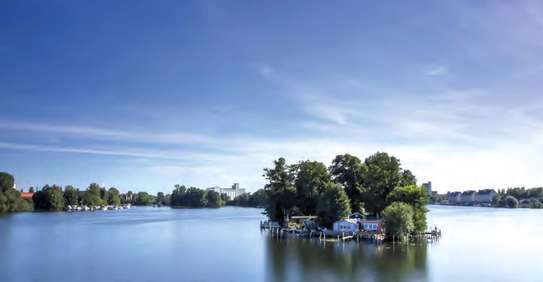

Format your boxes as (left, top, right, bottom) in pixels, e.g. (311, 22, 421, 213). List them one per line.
(292, 160, 331, 216)
(387, 185, 428, 232)
(262, 152, 428, 234)
(263, 158, 296, 225)
(382, 202, 414, 241)
(315, 182, 351, 228)
(329, 154, 365, 214)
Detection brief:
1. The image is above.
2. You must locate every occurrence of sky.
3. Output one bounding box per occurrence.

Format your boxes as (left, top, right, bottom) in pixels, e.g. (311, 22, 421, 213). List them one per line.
(1, 0, 543, 193)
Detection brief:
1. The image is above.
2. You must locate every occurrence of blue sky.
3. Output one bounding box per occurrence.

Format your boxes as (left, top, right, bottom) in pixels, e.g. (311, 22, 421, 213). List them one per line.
(1, 0, 543, 193)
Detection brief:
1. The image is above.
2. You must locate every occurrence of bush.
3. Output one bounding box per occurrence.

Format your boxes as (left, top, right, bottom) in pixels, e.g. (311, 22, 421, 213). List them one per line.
(383, 202, 414, 241)
(505, 196, 519, 208)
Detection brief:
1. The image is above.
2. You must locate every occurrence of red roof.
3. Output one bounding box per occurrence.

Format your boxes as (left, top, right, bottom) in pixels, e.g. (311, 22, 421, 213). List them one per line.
(20, 192, 34, 199)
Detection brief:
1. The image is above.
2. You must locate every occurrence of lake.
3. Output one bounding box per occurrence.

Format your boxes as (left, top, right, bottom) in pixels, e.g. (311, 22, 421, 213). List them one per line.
(0, 206, 542, 282)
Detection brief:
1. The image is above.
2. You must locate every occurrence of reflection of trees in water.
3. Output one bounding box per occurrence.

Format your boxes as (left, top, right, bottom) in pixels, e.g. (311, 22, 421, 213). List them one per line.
(265, 236, 428, 282)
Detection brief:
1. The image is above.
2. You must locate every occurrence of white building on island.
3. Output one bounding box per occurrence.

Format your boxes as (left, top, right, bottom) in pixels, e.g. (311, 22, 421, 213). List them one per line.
(206, 183, 246, 199)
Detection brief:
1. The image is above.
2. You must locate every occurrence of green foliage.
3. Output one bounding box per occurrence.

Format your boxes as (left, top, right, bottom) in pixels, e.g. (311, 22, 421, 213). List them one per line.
(264, 158, 296, 225)
(232, 193, 250, 206)
(248, 189, 267, 207)
(205, 190, 223, 208)
(135, 192, 155, 206)
(383, 202, 414, 240)
(387, 185, 428, 232)
(0, 172, 15, 192)
(170, 186, 213, 207)
(64, 185, 79, 206)
(293, 161, 331, 215)
(329, 154, 365, 214)
(82, 183, 105, 206)
(360, 152, 404, 215)
(492, 187, 543, 209)
(107, 187, 121, 206)
(0, 173, 33, 213)
(387, 185, 428, 208)
(505, 196, 519, 208)
(315, 182, 351, 228)
(33, 185, 65, 211)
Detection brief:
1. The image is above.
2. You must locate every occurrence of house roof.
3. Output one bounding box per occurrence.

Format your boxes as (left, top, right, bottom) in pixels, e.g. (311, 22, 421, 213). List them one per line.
(336, 219, 358, 225)
(20, 192, 34, 199)
(461, 190, 476, 195)
(361, 219, 382, 224)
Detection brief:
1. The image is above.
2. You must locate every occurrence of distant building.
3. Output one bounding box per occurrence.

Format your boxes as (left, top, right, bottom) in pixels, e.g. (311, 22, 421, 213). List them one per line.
(447, 191, 462, 205)
(422, 182, 432, 195)
(207, 183, 246, 199)
(475, 189, 497, 204)
(460, 190, 477, 204)
(333, 219, 359, 233)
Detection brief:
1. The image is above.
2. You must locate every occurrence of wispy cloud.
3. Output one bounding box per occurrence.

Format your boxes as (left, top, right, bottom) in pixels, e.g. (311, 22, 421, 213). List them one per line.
(425, 65, 448, 76)
(0, 121, 215, 145)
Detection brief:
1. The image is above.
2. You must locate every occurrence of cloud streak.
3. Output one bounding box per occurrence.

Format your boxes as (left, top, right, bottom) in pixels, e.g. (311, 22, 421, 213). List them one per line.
(0, 121, 216, 145)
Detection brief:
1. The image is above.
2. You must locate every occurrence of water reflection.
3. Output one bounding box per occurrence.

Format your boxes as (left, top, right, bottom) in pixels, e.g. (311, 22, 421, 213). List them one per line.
(266, 235, 428, 282)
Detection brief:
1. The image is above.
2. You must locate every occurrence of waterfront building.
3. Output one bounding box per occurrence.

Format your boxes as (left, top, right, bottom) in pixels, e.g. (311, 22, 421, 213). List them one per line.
(20, 192, 34, 200)
(207, 183, 246, 199)
(460, 190, 476, 204)
(422, 182, 432, 195)
(447, 191, 462, 204)
(360, 219, 383, 233)
(333, 219, 359, 233)
(475, 189, 497, 204)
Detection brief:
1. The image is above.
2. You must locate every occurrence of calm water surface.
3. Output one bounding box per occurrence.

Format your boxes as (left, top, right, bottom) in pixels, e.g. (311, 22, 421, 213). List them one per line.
(0, 206, 542, 282)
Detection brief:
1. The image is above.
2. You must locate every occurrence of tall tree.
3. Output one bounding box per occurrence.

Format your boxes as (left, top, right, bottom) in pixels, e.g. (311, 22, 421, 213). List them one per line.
(329, 154, 365, 214)
(382, 202, 414, 241)
(293, 160, 331, 215)
(205, 190, 223, 208)
(360, 152, 403, 215)
(64, 185, 79, 206)
(264, 158, 296, 225)
(107, 187, 121, 206)
(315, 182, 351, 228)
(387, 185, 428, 232)
(0, 172, 15, 192)
(34, 185, 65, 211)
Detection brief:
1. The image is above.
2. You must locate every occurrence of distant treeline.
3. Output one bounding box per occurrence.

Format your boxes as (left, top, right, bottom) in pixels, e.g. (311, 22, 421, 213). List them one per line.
(32, 183, 156, 211)
(170, 184, 267, 208)
(492, 187, 543, 209)
(0, 171, 267, 213)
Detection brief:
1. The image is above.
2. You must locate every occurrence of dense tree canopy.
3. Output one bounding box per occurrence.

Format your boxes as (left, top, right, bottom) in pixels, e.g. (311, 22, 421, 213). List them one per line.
(315, 182, 351, 228)
(64, 185, 79, 206)
(0, 172, 33, 213)
(264, 158, 297, 225)
(294, 160, 331, 215)
(329, 154, 365, 214)
(383, 202, 414, 241)
(107, 187, 121, 206)
(263, 152, 428, 233)
(33, 185, 65, 211)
